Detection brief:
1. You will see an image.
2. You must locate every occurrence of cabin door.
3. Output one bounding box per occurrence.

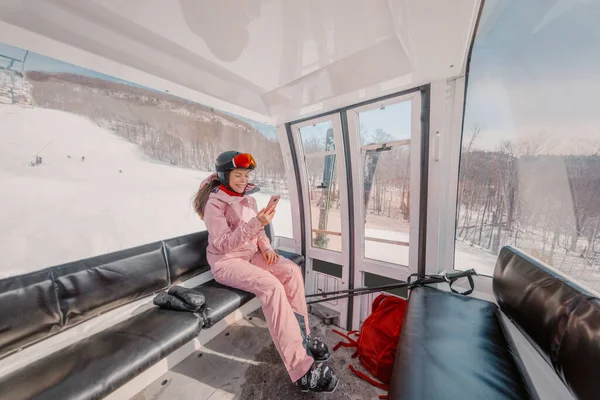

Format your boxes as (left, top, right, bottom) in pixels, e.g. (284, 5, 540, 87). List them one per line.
(290, 91, 424, 330)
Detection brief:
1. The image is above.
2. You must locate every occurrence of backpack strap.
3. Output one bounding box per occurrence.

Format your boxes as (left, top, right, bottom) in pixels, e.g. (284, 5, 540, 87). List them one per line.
(332, 329, 359, 355)
(349, 365, 389, 390)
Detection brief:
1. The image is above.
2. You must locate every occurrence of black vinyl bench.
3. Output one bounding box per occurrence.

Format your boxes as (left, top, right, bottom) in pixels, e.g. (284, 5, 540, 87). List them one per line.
(0, 230, 303, 400)
(389, 246, 600, 400)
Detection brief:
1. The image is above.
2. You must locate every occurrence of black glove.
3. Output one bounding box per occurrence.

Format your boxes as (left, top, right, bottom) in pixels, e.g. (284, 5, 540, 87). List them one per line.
(168, 286, 206, 312)
(153, 292, 196, 312)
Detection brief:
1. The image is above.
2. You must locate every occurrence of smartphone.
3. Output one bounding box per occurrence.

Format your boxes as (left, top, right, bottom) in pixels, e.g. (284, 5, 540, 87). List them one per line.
(265, 195, 281, 212)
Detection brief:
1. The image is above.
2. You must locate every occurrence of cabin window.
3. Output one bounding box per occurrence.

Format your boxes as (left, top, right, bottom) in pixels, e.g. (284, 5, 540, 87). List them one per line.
(357, 102, 412, 266)
(0, 42, 289, 277)
(455, 0, 600, 292)
(299, 121, 343, 252)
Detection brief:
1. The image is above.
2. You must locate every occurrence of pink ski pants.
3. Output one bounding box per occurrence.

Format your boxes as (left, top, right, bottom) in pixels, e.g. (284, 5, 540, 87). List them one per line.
(211, 251, 314, 382)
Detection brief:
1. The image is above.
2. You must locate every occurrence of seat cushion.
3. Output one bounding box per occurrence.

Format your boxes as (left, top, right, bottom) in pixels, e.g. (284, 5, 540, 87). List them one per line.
(164, 231, 211, 284)
(0, 308, 200, 400)
(388, 286, 534, 400)
(494, 245, 600, 400)
(54, 241, 169, 327)
(0, 269, 62, 359)
(195, 280, 255, 328)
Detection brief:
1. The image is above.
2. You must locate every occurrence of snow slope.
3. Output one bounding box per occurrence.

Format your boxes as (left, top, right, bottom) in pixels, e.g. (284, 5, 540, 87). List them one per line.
(0, 105, 291, 278)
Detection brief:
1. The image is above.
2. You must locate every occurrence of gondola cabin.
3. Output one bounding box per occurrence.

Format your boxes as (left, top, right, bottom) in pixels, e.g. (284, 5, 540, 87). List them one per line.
(0, 1, 598, 399)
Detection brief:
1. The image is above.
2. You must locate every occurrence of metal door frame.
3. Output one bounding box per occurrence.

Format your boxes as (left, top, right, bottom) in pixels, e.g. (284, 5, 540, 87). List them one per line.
(283, 85, 430, 330)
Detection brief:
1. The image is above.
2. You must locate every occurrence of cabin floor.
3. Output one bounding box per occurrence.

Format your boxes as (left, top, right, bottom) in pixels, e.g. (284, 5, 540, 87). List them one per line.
(132, 309, 386, 400)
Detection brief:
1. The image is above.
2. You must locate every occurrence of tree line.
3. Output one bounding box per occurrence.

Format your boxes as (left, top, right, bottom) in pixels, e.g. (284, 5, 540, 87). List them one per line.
(25, 71, 288, 193)
(302, 127, 411, 222)
(457, 125, 600, 271)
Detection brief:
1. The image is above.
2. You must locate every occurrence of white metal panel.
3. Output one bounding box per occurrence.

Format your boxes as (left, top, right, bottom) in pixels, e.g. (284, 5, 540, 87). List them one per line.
(424, 80, 448, 274)
(442, 76, 467, 274)
(408, 92, 422, 271)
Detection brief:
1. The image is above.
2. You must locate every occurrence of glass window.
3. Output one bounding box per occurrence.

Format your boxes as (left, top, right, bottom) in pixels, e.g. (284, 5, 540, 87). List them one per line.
(253, 143, 293, 239)
(359, 102, 411, 145)
(455, 1, 600, 292)
(298, 123, 342, 252)
(299, 121, 336, 154)
(305, 153, 342, 252)
(357, 101, 412, 266)
(0, 42, 290, 278)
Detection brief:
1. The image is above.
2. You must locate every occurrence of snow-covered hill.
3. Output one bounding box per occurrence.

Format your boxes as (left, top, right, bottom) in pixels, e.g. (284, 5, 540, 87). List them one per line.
(0, 105, 291, 278)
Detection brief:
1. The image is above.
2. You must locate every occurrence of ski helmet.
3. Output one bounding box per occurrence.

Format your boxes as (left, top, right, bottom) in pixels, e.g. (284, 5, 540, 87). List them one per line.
(215, 151, 256, 185)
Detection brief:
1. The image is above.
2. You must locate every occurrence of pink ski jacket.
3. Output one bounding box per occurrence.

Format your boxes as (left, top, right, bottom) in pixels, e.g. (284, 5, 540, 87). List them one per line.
(200, 173, 272, 265)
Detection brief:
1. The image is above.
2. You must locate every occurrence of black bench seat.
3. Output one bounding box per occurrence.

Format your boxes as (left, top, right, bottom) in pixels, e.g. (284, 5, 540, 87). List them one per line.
(389, 286, 533, 400)
(196, 280, 255, 328)
(0, 230, 305, 400)
(0, 279, 257, 400)
(389, 245, 600, 400)
(0, 308, 201, 400)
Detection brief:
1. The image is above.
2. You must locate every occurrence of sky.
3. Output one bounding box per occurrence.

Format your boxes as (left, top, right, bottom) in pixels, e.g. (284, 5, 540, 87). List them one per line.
(463, 0, 600, 152)
(0, 42, 137, 86)
(298, 101, 411, 151)
(358, 102, 411, 143)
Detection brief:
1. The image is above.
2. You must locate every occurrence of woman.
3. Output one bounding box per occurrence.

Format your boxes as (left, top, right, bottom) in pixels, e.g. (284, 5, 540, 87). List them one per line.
(193, 151, 339, 393)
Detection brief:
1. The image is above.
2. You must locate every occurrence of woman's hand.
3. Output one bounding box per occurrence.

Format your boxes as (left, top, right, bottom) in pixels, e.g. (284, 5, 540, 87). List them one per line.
(262, 249, 280, 265)
(256, 207, 276, 226)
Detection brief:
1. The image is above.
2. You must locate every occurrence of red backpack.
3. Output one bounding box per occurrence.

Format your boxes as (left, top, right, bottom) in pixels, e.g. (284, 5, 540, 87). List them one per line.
(333, 293, 408, 392)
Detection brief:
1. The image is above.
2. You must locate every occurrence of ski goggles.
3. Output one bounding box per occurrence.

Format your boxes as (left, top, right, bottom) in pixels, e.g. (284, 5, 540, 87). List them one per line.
(217, 153, 257, 171)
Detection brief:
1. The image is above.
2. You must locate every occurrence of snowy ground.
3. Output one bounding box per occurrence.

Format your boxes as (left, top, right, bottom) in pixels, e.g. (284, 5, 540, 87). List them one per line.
(307, 205, 412, 265)
(455, 241, 498, 276)
(455, 237, 600, 292)
(454, 205, 600, 291)
(0, 105, 291, 278)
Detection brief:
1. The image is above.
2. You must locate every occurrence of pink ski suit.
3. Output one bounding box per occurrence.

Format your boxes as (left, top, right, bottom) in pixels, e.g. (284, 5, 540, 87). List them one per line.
(200, 174, 314, 382)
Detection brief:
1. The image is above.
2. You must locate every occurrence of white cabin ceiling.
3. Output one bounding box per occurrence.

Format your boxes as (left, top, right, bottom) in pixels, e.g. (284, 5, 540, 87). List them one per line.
(0, 0, 481, 124)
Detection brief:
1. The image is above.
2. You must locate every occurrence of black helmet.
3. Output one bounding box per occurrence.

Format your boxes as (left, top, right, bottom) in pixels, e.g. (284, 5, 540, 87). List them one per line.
(215, 151, 256, 185)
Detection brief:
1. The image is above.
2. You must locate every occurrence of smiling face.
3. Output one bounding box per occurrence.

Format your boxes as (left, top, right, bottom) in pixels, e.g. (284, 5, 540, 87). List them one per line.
(228, 168, 250, 194)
